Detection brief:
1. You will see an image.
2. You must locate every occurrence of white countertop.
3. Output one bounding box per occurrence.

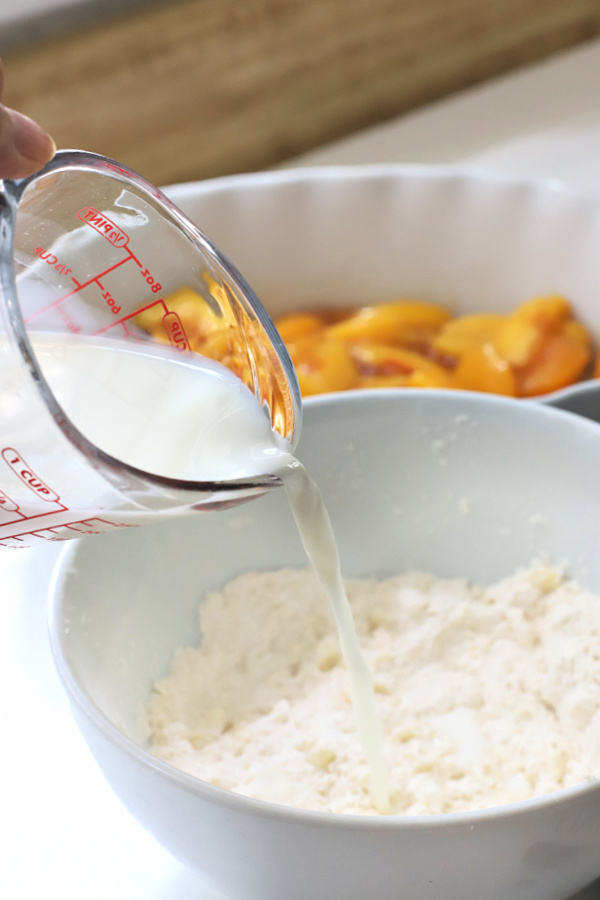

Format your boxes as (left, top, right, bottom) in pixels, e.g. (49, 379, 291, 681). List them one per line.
(4, 38, 600, 900)
(290, 38, 600, 195)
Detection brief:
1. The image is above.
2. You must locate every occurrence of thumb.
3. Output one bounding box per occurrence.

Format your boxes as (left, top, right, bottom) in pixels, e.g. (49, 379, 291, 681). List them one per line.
(0, 104, 56, 180)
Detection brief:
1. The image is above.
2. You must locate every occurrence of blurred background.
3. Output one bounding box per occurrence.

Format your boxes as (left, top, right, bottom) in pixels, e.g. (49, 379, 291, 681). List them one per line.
(2, 0, 600, 187)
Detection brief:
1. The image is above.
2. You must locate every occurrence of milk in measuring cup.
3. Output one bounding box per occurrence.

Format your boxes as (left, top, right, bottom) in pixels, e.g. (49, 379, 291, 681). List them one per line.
(34, 333, 288, 482)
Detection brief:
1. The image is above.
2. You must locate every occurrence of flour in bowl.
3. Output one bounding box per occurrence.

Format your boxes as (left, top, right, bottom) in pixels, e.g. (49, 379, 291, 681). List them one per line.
(147, 561, 600, 815)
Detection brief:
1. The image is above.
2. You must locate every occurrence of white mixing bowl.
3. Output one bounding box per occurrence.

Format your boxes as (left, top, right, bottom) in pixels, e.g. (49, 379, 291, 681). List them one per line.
(50, 389, 600, 900)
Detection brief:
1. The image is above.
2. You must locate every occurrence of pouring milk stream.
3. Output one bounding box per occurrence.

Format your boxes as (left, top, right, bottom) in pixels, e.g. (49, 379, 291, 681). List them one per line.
(0, 152, 389, 812)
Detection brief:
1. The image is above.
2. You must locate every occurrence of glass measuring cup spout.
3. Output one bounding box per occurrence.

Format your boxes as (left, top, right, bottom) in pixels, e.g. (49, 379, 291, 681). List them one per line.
(0, 150, 302, 548)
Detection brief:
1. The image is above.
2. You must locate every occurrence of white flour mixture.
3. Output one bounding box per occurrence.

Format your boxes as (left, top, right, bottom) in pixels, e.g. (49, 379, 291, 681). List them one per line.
(147, 561, 600, 815)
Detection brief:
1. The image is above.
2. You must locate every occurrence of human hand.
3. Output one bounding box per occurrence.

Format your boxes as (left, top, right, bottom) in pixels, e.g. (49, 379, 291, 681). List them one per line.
(0, 59, 55, 180)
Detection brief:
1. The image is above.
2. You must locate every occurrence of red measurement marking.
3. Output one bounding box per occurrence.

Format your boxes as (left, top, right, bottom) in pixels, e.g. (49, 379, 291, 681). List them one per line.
(162, 311, 191, 351)
(0, 517, 139, 547)
(103, 163, 129, 177)
(2, 449, 62, 503)
(34, 248, 73, 278)
(0, 489, 19, 514)
(140, 267, 162, 293)
(56, 302, 81, 334)
(77, 207, 129, 248)
(99, 286, 121, 315)
(0, 535, 27, 548)
(94, 297, 192, 351)
(62, 518, 137, 535)
(94, 297, 168, 336)
(0, 509, 62, 528)
(36, 520, 113, 538)
(24, 247, 142, 324)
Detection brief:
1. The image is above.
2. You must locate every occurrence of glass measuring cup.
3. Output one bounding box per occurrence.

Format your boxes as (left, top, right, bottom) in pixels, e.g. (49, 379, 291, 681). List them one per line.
(0, 150, 301, 549)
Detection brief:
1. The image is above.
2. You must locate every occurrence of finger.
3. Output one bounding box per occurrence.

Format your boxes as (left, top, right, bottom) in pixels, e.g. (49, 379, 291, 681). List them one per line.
(0, 56, 55, 179)
(0, 104, 56, 180)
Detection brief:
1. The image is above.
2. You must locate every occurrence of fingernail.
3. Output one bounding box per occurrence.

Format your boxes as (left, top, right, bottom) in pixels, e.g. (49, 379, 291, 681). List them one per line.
(9, 108, 55, 164)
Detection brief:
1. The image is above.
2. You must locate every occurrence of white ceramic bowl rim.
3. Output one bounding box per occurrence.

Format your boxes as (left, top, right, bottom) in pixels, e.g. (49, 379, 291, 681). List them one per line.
(166, 161, 573, 200)
(48, 387, 600, 832)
